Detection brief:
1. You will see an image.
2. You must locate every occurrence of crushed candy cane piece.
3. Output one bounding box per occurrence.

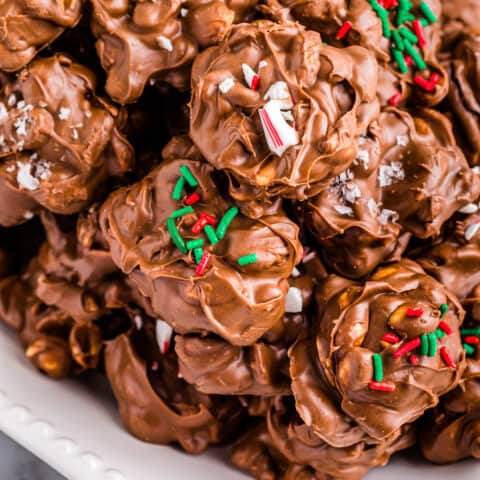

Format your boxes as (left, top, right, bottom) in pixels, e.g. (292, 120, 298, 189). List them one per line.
(263, 81, 293, 109)
(242, 64, 260, 90)
(291, 267, 301, 277)
(219, 77, 235, 94)
(465, 222, 480, 241)
(157, 35, 173, 52)
(155, 319, 173, 354)
(334, 205, 354, 216)
(259, 100, 298, 156)
(458, 203, 479, 214)
(285, 287, 303, 313)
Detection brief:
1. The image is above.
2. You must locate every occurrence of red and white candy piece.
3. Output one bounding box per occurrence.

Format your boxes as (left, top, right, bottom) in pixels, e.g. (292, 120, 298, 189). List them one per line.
(285, 286, 303, 313)
(242, 64, 260, 90)
(155, 319, 173, 355)
(263, 81, 293, 110)
(259, 100, 298, 157)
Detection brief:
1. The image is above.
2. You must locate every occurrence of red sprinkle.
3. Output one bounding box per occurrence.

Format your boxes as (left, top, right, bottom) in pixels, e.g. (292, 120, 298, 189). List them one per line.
(414, 75, 435, 92)
(382, 0, 398, 6)
(404, 55, 413, 67)
(429, 72, 441, 87)
(150, 361, 159, 371)
(393, 337, 421, 358)
(409, 355, 420, 365)
(192, 217, 208, 233)
(185, 192, 201, 205)
(388, 93, 402, 106)
(464, 336, 480, 345)
(382, 333, 400, 344)
(199, 213, 217, 225)
(413, 19, 426, 47)
(440, 346, 457, 369)
(369, 381, 396, 392)
(406, 307, 424, 317)
(336, 21, 353, 40)
(195, 251, 211, 276)
(251, 75, 260, 91)
(439, 321, 453, 336)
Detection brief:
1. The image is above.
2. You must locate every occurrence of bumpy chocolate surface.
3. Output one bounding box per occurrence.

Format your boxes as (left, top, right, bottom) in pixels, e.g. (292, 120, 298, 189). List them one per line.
(441, 0, 480, 50)
(260, 0, 448, 107)
(175, 269, 314, 396)
(90, 0, 257, 104)
(0, 55, 133, 227)
(105, 320, 244, 452)
(190, 20, 379, 209)
(304, 107, 478, 278)
(290, 260, 465, 444)
(100, 148, 302, 346)
(0, 0, 83, 72)
(232, 397, 416, 480)
(447, 35, 480, 166)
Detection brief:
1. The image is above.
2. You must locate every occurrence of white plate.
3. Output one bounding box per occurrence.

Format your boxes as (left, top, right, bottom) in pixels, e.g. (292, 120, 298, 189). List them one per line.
(0, 322, 479, 480)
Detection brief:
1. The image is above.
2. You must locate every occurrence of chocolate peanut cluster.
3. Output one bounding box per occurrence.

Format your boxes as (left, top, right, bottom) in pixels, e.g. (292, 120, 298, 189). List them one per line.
(0, 1, 479, 478)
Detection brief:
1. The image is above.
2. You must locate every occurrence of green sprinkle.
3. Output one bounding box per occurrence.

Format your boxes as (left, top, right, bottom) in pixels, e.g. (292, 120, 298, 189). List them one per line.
(372, 353, 384, 382)
(404, 39, 427, 70)
(420, 18, 429, 27)
(440, 304, 448, 318)
(238, 254, 258, 266)
(435, 329, 446, 339)
(186, 238, 204, 250)
(166, 218, 187, 254)
(172, 176, 186, 201)
(461, 328, 480, 337)
(463, 344, 475, 356)
(419, 1, 437, 24)
(216, 206, 239, 240)
(179, 165, 198, 187)
(380, 14, 391, 38)
(204, 224, 219, 245)
(193, 247, 204, 264)
(398, 26, 418, 44)
(369, 0, 386, 14)
(392, 30, 405, 51)
(392, 48, 408, 73)
(420, 334, 429, 356)
(428, 332, 437, 357)
(171, 206, 194, 219)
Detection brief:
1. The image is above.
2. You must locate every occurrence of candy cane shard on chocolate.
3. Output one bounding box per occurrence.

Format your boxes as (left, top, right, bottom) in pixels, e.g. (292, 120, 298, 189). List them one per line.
(259, 100, 298, 156)
(155, 319, 173, 354)
(263, 81, 294, 110)
(241, 64, 260, 90)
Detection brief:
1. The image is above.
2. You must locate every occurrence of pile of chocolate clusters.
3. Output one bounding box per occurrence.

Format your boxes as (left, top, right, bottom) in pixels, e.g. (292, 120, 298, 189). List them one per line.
(1, 0, 480, 477)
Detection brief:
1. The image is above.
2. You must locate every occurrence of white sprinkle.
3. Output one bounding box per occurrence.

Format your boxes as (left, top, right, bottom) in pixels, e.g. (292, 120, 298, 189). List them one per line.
(157, 35, 173, 52)
(58, 107, 71, 120)
(180, 7, 188, 16)
(356, 150, 370, 169)
(379, 208, 399, 225)
(263, 81, 293, 110)
(24, 211, 34, 220)
(7, 94, 16, 107)
(133, 315, 143, 330)
(72, 128, 79, 140)
(291, 267, 301, 277)
(16, 100, 25, 110)
(16, 162, 39, 191)
(458, 203, 479, 214)
(85, 110, 92, 118)
(285, 286, 303, 313)
(38, 101, 48, 108)
(155, 319, 173, 354)
(472, 166, 480, 174)
(465, 222, 480, 241)
(5, 164, 15, 173)
(0, 103, 7, 121)
(35, 159, 51, 180)
(334, 204, 354, 216)
(396, 135, 408, 146)
(329, 169, 360, 204)
(378, 162, 405, 188)
(219, 77, 235, 94)
(14, 115, 28, 137)
(258, 61, 268, 69)
(302, 251, 316, 263)
(358, 134, 367, 145)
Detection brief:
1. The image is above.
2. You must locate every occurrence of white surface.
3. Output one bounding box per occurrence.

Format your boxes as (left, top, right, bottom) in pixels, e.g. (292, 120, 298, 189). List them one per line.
(0, 322, 479, 480)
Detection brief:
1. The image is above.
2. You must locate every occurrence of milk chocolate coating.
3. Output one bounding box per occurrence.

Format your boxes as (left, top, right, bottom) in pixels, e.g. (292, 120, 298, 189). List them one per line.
(441, 0, 480, 50)
(90, 0, 257, 104)
(100, 154, 302, 346)
(105, 324, 245, 452)
(259, 0, 448, 107)
(447, 35, 480, 166)
(190, 20, 379, 209)
(0, 0, 83, 72)
(304, 107, 478, 278)
(0, 55, 134, 226)
(290, 260, 465, 444)
(175, 271, 314, 396)
(231, 397, 416, 480)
